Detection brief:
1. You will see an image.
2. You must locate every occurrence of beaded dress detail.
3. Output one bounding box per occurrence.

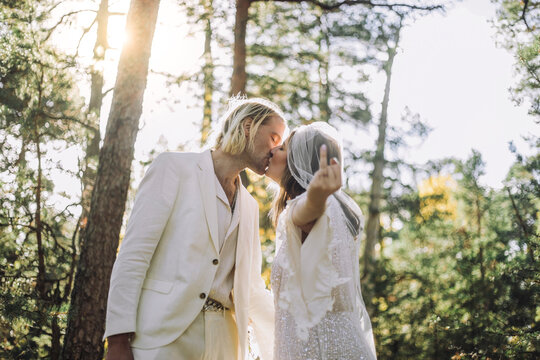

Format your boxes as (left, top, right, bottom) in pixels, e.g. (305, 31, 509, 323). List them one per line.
(271, 194, 377, 360)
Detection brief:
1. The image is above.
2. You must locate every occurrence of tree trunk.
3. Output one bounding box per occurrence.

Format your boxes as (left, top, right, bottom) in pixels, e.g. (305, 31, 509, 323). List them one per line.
(201, 0, 214, 145)
(317, 12, 330, 122)
(80, 0, 109, 223)
(51, 315, 61, 360)
(231, 0, 254, 186)
(230, 0, 250, 96)
(34, 69, 46, 300)
(363, 24, 401, 311)
(61, 0, 161, 358)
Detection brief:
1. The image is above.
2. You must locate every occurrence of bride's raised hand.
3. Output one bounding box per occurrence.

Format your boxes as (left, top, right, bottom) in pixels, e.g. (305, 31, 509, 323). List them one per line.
(307, 144, 342, 200)
(292, 144, 342, 229)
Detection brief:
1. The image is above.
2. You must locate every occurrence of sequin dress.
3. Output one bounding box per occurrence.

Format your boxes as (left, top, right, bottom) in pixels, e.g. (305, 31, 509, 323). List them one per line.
(271, 194, 377, 360)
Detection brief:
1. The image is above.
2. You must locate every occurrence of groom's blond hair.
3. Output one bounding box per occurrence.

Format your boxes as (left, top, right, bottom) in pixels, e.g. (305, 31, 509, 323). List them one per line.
(215, 96, 285, 155)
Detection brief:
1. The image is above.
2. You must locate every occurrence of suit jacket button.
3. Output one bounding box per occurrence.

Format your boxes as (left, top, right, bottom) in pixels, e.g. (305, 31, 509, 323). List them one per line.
(199, 293, 206, 299)
(212, 259, 219, 265)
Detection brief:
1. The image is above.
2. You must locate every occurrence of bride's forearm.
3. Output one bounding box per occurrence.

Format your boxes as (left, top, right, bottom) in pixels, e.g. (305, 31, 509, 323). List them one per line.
(291, 190, 327, 228)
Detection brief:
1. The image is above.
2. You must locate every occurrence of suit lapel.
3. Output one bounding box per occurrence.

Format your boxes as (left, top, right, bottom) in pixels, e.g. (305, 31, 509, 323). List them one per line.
(197, 150, 220, 254)
(235, 187, 252, 268)
(233, 185, 253, 359)
(234, 185, 253, 299)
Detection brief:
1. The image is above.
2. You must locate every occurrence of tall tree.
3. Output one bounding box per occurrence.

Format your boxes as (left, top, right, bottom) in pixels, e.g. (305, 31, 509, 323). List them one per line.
(62, 0, 161, 358)
(171, 0, 222, 145)
(80, 0, 111, 225)
(201, 0, 215, 144)
(363, 14, 403, 309)
(316, 10, 331, 122)
(231, 0, 250, 95)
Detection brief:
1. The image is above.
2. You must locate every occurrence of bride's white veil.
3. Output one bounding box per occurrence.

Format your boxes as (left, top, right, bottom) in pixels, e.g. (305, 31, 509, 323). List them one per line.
(287, 122, 363, 237)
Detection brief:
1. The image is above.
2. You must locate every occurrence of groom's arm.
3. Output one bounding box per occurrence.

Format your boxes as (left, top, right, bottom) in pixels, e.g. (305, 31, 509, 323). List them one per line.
(104, 153, 181, 341)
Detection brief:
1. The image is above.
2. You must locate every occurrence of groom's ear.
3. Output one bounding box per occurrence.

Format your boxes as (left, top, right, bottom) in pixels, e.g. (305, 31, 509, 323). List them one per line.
(242, 117, 253, 138)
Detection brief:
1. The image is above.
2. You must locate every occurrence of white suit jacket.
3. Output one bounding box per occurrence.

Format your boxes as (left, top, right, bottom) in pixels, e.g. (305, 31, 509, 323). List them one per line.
(104, 150, 274, 360)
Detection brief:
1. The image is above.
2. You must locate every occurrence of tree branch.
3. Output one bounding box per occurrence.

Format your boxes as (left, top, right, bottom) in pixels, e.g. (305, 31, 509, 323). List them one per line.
(44, 10, 97, 42)
(505, 187, 532, 238)
(521, 0, 531, 30)
(64, 217, 80, 301)
(102, 87, 115, 97)
(40, 110, 99, 132)
(75, 17, 98, 58)
(254, 0, 444, 11)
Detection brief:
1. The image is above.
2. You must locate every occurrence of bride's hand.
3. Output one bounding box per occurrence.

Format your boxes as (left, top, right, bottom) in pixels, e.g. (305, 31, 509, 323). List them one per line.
(291, 144, 341, 230)
(307, 144, 341, 200)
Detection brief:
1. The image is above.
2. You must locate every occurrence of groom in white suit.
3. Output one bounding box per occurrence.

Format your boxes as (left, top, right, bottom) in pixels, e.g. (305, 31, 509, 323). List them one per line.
(104, 98, 286, 360)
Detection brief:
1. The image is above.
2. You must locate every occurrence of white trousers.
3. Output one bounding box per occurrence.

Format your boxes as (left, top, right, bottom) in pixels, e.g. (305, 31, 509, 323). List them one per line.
(131, 310, 238, 360)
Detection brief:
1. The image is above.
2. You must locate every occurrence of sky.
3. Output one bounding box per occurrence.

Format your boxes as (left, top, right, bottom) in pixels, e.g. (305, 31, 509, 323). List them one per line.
(54, 0, 537, 197)
(384, 0, 537, 188)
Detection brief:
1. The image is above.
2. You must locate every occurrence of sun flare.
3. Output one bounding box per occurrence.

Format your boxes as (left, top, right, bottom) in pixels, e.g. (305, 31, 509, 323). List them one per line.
(107, 15, 129, 50)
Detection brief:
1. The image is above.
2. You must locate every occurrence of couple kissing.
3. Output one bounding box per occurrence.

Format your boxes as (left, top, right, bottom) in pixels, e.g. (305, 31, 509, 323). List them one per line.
(104, 97, 377, 360)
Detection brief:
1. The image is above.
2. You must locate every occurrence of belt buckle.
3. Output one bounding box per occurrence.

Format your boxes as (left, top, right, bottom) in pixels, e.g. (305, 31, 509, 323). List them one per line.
(203, 298, 227, 312)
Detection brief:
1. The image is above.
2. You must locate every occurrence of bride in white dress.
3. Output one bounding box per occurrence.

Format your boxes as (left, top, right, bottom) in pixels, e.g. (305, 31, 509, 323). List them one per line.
(265, 122, 377, 360)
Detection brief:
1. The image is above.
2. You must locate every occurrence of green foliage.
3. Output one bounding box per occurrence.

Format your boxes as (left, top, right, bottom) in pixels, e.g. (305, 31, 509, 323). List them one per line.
(248, 1, 373, 127)
(0, 1, 86, 358)
(493, 0, 540, 119)
(371, 149, 539, 359)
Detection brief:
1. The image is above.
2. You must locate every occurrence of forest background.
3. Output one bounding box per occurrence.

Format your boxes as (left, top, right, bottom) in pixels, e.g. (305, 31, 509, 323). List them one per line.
(0, 0, 538, 359)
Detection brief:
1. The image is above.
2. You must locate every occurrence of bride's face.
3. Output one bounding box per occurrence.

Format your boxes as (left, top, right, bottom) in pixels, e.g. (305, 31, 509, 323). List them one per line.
(265, 141, 288, 183)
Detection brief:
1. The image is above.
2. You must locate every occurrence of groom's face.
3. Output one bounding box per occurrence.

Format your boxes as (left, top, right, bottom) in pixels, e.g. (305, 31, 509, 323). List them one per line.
(246, 115, 285, 175)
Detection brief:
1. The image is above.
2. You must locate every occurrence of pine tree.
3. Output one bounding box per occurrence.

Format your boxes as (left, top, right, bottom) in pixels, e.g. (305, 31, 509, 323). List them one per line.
(62, 0, 162, 358)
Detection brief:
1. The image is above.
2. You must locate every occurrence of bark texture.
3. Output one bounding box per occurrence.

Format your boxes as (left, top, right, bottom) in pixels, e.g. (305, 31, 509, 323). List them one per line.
(230, 0, 250, 96)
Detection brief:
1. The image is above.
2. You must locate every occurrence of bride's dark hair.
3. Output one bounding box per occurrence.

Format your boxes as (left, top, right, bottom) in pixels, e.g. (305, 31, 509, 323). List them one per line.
(270, 131, 303, 227)
(271, 130, 361, 239)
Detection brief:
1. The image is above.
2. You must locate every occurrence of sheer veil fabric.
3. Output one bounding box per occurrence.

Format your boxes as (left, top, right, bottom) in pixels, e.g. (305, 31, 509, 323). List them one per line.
(287, 122, 362, 237)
